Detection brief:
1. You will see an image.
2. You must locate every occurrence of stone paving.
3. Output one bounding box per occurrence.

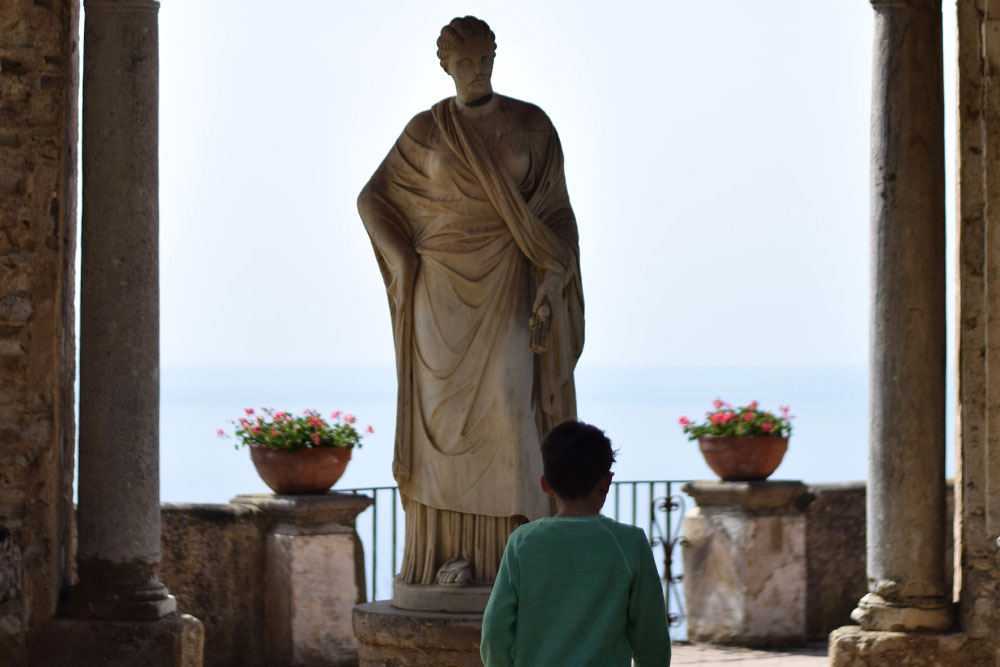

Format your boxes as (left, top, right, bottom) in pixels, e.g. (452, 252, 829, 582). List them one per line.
(670, 642, 829, 666)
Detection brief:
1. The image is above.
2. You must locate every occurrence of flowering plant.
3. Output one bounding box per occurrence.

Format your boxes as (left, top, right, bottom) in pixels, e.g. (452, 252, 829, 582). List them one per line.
(678, 399, 793, 440)
(218, 408, 373, 451)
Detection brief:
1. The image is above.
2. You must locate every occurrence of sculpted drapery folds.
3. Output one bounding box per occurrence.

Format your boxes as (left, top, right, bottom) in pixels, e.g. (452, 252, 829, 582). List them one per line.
(358, 16, 584, 586)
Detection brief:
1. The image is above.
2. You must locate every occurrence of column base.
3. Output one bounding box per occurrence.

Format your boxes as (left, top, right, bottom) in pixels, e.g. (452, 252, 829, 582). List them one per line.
(27, 613, 204, 667)
(850, 592, 952, 632)
(829, 625, 983, 666)
(353, 600, 483, 667)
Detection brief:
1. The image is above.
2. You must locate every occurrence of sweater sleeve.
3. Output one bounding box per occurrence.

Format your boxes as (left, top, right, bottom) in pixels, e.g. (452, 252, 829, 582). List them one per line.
(481, 539, 519, 667)
(628, 531, 672, 665)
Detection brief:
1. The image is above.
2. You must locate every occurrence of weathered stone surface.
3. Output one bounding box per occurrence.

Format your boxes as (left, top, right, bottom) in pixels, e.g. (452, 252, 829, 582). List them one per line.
(804, 483, 867, 640)
(353, 601, 483, 667)
(860, 0, 950, 633)
(829, 626, 988, 667)
(0, 0, 79, 664)
(160, 504, 268, 667)
(955, 0, 1000, 650)
(682, 481, 807, 647)
(392, 580, 492, 613)
(684, 481, 807, 512)
(27, 613, 204, 667)
(161, 494, 372, 667)
(269, 533, 365, 666)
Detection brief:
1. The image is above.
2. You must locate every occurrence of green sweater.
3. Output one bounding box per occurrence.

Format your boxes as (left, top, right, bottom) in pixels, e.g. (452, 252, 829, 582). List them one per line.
(481, 514, 671, 666)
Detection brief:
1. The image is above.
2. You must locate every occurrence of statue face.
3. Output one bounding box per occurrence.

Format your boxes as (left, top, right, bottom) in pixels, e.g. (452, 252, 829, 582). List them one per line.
(446, 38, 494, 104)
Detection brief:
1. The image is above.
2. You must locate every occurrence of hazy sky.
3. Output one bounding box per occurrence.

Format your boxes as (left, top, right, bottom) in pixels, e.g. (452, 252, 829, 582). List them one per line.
(155, 1, 957, 371)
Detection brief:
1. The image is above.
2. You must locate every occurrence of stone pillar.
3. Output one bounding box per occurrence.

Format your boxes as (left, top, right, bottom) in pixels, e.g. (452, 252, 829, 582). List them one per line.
(681, 481, 808, 647)
(848, 0, 951, 634)
(231, 494, 373, 667)
(72, 0, 171, 621)
(27, 1, 203, 664)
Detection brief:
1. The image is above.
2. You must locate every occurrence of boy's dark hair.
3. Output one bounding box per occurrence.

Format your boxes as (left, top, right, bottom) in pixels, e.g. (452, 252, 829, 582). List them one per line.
(541, 420, 616, 499)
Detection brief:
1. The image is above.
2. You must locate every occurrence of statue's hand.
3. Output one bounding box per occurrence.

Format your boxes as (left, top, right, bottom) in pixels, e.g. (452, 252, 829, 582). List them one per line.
(530, 302, 551, 353)
(529, 271, 561, 353)
(532, 271, 562, 314)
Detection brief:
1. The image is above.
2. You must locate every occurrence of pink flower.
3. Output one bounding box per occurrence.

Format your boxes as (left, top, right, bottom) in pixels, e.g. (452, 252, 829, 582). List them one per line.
(712, 398, 725, 409)
(761, 422, 774, 433)
(711, 412, 724, 425)
(244, 408, 254, 415)
(722, 412, 737, 424)
(742, 412, 754, 422)
(270, 429, 279, 437)
(747, 400, 759, 411)
(307, 416, 324, 429)
(217, 428, 225, 437)
(312, 433, 321, 445)
(331, 410, 342, 419)
(365, 425, 374, 434)
(780, 405, 790, 417)
(344, 414, 356, 424)
(678, 416, 691, 427)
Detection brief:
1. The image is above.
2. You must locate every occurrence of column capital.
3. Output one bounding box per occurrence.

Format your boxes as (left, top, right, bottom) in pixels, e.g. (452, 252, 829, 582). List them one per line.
(870, 0, 940, 10)
(83, 0, 159, 11)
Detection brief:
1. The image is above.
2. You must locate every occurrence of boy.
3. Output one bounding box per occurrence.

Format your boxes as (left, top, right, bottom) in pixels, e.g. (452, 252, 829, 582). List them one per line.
(481, 420, 672, 666)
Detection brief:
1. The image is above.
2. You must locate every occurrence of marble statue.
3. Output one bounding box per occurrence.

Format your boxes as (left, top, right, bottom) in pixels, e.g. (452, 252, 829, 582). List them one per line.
(358, 15, 584, 595)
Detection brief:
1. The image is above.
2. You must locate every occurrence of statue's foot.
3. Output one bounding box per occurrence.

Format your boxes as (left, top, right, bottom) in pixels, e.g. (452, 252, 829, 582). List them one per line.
(435, 557, 472, 587)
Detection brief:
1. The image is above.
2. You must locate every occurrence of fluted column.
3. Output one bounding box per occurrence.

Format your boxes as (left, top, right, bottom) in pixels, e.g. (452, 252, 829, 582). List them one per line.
(850, 0, 951, 632)
(73, 0, 173, 619)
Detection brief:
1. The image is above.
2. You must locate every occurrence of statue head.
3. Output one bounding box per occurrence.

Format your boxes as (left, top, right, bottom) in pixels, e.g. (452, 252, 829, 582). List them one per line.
(437, 16, 496, 104)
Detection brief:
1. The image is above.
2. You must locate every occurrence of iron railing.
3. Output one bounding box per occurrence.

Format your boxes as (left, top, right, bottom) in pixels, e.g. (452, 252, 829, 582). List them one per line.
(345, 480, 690, 628)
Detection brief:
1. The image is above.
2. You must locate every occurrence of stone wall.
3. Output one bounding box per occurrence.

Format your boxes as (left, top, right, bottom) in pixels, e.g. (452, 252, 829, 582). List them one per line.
(955, 0, 1000, 653)
(160, 504, 268, 667)
(160, 494, 371, 667)
(0, 1, 79, 665)
(804, 482, 953, 641)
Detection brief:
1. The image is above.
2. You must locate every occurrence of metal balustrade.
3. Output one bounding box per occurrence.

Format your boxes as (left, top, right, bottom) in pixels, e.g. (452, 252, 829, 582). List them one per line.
(345, 480, 690, 628)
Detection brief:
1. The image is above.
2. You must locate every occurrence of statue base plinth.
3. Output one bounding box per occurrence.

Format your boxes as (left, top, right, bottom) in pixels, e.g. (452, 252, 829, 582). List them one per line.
(392, 580, 492, 613)
(353, 600, 483, 667)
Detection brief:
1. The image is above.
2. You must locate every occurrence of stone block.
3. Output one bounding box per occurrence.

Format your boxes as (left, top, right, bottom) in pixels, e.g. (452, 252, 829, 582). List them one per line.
(682, 481, 807, 647)
(267, 532, 365, 666)
(829, 626, 989, 666)
(353, 600, 483, 667)
(27, 613, 204, 667)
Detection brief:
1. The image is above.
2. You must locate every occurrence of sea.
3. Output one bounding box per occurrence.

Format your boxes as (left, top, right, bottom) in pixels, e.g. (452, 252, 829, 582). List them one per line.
(158, 362, 955, 504)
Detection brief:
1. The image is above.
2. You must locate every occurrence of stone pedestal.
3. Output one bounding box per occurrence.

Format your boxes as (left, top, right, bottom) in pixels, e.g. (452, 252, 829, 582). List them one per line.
(353, 601, 483, 667)
(233, 493, 372, 667)
(28, 614, 204, 667)
(681, 481, 808, 647)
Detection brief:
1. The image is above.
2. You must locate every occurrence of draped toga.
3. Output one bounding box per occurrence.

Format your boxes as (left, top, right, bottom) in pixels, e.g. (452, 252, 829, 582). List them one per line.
(358, 94, 584, 583)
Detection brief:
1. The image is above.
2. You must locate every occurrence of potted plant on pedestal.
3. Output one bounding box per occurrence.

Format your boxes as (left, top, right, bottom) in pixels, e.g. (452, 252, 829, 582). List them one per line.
(219, 408, 372, 495)
(679, 399, 793, 481)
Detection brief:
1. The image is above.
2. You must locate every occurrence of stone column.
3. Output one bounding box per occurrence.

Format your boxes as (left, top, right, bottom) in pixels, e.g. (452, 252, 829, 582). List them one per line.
(851, 0, 951, 632)
(28, 1, 204, 664)
(72, 0, 172, 620)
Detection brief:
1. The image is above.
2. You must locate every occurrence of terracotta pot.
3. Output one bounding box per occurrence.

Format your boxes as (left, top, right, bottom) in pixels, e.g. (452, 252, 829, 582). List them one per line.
(249, 445, 352, 495)
(697, 435, 788, 482)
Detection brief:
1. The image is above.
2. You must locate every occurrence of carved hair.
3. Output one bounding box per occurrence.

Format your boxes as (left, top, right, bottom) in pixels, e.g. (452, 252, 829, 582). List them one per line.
(436, 16, 496, 74)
